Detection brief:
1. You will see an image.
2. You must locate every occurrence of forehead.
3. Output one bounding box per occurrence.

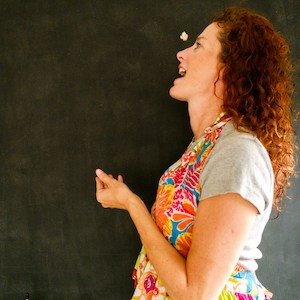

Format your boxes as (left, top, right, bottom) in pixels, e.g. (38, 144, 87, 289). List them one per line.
(198, 23, 221, 49)
(198, 23, 220, 41)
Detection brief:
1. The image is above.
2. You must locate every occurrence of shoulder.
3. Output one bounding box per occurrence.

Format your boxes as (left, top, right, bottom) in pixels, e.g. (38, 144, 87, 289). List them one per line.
(217, 121, 265, 150)
(208, 121, 271, 168)
(200, 121, 274, 213)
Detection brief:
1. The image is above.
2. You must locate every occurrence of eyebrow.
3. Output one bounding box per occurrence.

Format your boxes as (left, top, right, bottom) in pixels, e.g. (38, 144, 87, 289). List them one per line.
(196, 36, 213, 48)
(196, 36, 207, 42)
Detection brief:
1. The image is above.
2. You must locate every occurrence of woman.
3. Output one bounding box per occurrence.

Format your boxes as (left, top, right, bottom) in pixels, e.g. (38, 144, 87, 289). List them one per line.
(95, 6, 296, 300)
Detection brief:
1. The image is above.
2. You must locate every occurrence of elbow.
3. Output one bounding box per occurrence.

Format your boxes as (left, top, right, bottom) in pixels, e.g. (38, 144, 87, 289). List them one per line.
(168, 284, 218, 300)
(168, 288, 205, 300)
(171, 293, 204, 300)
(172, 293, 216, 300)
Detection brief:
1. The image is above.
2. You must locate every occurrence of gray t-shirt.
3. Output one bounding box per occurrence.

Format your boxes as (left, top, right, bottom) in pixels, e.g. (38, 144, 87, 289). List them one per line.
(200, 121, 274, 271)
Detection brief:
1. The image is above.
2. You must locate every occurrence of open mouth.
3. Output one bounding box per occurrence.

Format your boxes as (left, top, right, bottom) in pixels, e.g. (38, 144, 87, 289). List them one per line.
(178, 68, 186, 77)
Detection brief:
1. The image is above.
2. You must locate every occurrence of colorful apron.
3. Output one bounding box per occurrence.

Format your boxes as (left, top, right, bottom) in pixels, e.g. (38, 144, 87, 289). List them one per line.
(131, 113, 272, 300)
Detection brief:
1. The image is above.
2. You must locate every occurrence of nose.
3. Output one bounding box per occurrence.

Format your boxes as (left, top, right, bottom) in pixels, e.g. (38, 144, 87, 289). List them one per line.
(176, 46, 192, 62)
(176, 47, 189, 62)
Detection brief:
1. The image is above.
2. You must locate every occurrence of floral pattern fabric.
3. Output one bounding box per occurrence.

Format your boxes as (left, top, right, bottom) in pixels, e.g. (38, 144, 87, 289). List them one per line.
(131, 113, 272, 300)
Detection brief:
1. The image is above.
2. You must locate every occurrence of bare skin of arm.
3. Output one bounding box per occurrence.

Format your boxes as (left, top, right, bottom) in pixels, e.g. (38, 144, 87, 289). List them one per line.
(95, 169, 257, 300)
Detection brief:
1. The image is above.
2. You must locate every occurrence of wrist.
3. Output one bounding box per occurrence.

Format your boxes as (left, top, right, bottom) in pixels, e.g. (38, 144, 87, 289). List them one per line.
(126, 194, 145, 214)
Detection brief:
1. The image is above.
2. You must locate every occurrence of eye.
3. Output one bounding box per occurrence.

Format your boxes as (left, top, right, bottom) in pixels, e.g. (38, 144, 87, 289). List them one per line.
(195, 42, 202, 49)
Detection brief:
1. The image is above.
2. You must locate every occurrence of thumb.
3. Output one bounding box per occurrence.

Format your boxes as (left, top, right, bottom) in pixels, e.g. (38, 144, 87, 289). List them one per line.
(117, 175, 124, 183)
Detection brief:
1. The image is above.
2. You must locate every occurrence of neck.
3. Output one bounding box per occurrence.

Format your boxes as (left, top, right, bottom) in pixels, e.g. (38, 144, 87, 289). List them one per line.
(187, 96, 223, 140)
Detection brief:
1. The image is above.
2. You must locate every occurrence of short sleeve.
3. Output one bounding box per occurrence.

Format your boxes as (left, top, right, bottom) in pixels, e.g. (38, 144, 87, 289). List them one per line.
(199, 132, 274, 214)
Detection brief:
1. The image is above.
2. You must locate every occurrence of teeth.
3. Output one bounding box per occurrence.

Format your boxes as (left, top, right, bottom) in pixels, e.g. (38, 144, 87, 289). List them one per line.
(178, 68, 186, 76)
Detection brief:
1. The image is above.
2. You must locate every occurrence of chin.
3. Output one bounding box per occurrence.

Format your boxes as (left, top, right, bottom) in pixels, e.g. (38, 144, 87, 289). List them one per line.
(169, 86, 187, 102)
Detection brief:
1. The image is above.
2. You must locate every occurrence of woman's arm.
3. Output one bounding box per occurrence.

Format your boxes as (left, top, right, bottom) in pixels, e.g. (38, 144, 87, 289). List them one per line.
(95, 169, 257, 300)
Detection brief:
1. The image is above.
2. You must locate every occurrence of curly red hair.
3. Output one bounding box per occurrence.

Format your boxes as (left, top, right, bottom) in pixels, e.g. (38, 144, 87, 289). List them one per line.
(212, 7, 297, 212)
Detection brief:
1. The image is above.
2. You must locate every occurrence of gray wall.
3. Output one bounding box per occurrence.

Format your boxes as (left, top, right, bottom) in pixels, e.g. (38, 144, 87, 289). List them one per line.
(0, 0, 299, 299)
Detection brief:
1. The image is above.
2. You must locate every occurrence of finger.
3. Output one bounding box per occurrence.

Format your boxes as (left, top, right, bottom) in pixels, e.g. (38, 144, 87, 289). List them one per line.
(96, 191, 108, 206)
(95, 177, 106, 203)
(117, 175, 124, 183)
(95, 177, 105, 203)
(95, 169, 113, 186)
(95, 187, 111, 208)
(96, 168, 105, 177)
(95, 176, 104, 190)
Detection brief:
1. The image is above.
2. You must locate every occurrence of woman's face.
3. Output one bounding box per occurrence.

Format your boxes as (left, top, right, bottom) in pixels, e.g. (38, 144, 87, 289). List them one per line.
(169, 23, 223, 103)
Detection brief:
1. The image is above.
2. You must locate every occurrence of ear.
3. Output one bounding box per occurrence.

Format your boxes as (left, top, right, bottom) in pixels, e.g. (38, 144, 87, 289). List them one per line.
(214, 65, 225, 101)
(216, 64, 225, 82)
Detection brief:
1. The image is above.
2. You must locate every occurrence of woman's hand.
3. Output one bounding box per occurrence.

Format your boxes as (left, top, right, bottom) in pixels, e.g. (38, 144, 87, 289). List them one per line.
(95, 169, 139, 211)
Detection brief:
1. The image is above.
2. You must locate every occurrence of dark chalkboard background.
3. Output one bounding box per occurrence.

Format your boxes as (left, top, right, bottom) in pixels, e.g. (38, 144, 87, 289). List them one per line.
(1, 0, 299, 299)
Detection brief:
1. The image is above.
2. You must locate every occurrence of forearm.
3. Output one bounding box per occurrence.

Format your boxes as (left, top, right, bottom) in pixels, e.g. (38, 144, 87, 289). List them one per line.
(95, 168, 188, 295)
(95, 171, 256, 300)
(128, 195, 190, 299)
(127, 194, 257, 300)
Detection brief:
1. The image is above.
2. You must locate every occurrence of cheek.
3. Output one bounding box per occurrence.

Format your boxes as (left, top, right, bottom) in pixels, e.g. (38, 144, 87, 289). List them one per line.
(189, 65, 213, 84)
(189, 56, 215, 78)
(199, 59, 219, 81)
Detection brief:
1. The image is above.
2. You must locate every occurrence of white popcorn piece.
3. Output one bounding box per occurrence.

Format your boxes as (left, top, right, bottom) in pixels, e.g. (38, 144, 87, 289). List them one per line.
(180, 31, 188, 41)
